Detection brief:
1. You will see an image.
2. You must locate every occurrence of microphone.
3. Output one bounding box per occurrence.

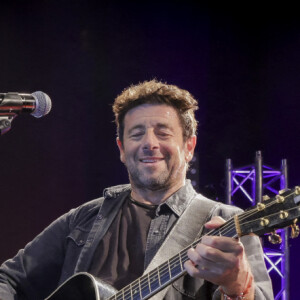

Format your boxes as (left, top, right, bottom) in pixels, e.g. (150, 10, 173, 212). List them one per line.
(0, 91, 52, 118)
(0, 91, 52, 135)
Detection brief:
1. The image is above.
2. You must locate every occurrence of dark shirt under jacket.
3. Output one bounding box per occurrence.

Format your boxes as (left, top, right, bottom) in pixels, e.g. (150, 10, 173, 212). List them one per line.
(89, 197, 157, 290)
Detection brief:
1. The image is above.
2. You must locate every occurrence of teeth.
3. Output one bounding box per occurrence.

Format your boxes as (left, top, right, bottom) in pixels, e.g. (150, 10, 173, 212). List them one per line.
(142, 159, 157, 163)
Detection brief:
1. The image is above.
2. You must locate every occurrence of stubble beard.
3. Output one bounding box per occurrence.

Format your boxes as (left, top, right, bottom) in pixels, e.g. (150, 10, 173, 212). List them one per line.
(127, 164, 173, 191)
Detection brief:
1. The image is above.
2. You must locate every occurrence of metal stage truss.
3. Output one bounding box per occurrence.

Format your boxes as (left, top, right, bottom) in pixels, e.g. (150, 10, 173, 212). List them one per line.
(225, 151, 289, 300)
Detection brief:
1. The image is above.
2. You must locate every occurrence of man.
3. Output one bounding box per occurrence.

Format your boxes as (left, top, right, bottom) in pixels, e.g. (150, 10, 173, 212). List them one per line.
(0, 80, 273, 299)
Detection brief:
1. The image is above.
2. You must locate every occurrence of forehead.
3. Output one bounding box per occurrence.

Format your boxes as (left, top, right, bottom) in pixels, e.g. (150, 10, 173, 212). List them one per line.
(123, 104, 181, 129)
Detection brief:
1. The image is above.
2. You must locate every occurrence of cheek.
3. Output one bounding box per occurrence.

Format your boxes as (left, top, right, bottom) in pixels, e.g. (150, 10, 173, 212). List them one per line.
(178, 149, 187, 165)
(123, 144, 140, 161)
(164, 145, 186, 165)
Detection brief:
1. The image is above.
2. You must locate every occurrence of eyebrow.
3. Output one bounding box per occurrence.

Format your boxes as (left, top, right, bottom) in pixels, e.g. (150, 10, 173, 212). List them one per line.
(156, 123, 172, 130)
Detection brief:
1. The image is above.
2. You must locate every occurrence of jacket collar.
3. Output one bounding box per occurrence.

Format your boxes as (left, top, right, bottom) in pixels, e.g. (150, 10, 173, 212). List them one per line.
(158, 180, 197, 217)
(103, 184, 131, 199)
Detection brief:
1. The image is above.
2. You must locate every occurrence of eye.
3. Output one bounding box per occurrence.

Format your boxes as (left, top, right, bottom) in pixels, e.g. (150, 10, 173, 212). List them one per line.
(157, 131, 171, 139)
(130, 132, 144, 139)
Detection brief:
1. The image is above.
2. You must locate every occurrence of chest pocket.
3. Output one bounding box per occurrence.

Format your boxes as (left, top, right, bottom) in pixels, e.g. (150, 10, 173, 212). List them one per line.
(59, 228, 91, 284)
(67, 228, 89, 247)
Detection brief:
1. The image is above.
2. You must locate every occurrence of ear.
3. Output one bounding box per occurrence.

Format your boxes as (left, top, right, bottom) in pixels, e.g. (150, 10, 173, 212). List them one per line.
(116, 138, 125, 163)
(185, 135, 197, 163)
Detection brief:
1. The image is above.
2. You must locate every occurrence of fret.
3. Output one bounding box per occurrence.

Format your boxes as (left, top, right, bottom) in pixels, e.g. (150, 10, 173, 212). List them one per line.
(149, 269, 160, 292)
(168, 259, 171, 276)
(111, 290, 123, 300)
(170, 254, 183, 278)
(121, 285, 131, 300)
(216, 228, 222, 236)
(140, 274, 151, 298)
(216, 227, 224, 237)
(138, 278, 142, 299)
(117, 293, 123, 300)
(179, 250, 189, 264)
(147, 272, 151, 293)
(130, 281, 141, 300)
(157, 265, 162, 286)
(179, 251, 184, 271)
(130, 283, 133, 299)
(158, 262, 171, 285)
(214, 219, 237, 238)
(111, 289, 119, 300)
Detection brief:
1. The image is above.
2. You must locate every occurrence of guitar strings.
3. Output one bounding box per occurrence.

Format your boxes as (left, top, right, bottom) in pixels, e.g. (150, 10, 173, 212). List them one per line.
(112, 199, 283, 300)
(109, 191, 296, 300)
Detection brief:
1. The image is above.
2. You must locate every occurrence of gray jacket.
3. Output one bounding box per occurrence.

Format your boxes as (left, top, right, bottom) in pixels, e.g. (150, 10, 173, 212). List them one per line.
(0, 182, 273, 299)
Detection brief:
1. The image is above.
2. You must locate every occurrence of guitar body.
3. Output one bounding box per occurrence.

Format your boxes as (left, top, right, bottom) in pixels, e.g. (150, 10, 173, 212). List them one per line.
(45, 272, 117, 300)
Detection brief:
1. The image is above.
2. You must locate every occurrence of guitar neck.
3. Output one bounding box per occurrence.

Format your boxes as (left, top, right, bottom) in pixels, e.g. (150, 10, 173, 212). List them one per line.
(108, 219, 238, 300)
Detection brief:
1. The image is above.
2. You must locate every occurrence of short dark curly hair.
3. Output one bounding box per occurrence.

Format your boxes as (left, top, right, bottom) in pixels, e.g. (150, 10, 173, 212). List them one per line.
(113, 80, 198, 142)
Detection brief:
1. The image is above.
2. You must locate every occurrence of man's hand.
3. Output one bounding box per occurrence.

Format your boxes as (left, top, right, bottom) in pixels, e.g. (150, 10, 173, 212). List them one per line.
(184, 216, 254, 299)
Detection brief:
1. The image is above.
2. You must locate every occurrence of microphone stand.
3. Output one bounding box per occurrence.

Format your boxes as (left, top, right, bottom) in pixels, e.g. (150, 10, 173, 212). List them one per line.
(0, 92, 23, 135)
(0, 116, 13, 135)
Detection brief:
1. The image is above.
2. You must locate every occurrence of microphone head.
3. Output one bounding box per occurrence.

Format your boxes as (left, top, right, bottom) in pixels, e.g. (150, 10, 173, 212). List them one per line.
(31, 91, 52, 118)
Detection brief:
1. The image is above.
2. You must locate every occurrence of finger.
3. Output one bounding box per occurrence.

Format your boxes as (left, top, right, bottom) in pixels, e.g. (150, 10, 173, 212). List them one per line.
(201, 236, 244, 253)
(189, 242, 224, 265)
(187, 247, 203, 264)
(187, 244, 227, 271)
(184, 259, 213, 278)
(184, 260, 201, 277)
(187, 247, 214, 270)
(204, 216, 226, 229)
(193, 243, 243, 267)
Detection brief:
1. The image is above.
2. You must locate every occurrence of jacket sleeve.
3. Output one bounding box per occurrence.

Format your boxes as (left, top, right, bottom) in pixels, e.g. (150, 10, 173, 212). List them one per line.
(211, 204, 274, 300)
(0, 210, 75, 300)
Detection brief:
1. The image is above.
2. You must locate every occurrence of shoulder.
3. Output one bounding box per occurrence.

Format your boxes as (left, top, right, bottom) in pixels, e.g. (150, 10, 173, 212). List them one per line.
(211, 202, 243, 220)
(71, 197, 104, 218)
(68, 183, 132, 228)
(194, 193, 243, 221)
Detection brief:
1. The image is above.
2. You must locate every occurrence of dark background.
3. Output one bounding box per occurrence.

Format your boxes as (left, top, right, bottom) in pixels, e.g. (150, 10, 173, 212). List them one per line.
(0, 1, 299, 298)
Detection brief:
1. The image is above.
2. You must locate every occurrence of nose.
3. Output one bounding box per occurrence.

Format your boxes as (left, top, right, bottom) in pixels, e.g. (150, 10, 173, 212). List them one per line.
(142, 130, 159, 151)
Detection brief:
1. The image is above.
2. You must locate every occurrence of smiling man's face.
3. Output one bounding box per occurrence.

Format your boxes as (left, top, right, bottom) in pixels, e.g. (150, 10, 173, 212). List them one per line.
(117, 103, 196, 192)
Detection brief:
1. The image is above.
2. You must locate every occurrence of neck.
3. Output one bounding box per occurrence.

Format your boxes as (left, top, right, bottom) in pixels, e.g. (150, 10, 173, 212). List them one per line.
(130, 180, 186, 205)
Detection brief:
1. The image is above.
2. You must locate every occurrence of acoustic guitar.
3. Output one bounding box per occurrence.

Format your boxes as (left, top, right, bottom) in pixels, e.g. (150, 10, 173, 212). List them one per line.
(46, 187, 300, 300)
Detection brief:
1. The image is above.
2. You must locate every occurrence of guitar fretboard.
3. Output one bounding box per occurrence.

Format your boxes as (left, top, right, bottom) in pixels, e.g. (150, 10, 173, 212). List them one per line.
(108, 219, 238, 300)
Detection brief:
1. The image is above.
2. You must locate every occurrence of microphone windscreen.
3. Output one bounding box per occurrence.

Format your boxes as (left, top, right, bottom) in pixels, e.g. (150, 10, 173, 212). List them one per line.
(31, 91, 52, 118)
